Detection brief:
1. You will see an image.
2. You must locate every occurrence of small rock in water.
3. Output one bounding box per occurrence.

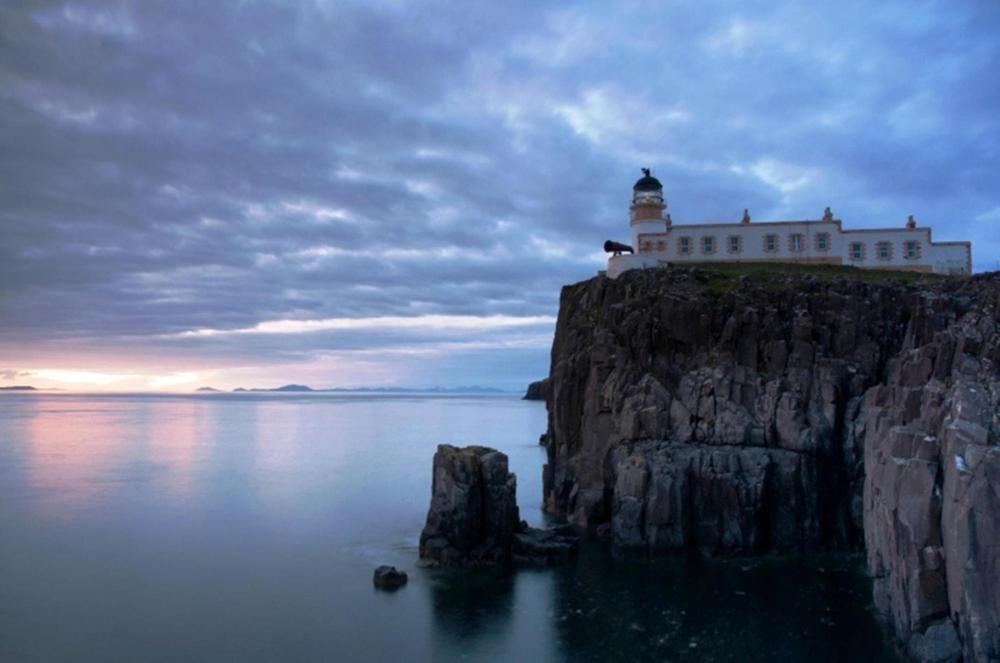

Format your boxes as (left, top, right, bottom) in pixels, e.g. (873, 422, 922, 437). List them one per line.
(373, 565, 408, 590)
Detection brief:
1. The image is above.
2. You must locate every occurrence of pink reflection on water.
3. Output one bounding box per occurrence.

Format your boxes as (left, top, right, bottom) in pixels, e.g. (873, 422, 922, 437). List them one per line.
(24, 397, 132, 517)
(142, 398, 209, 501)
(22, 396, 215, 518)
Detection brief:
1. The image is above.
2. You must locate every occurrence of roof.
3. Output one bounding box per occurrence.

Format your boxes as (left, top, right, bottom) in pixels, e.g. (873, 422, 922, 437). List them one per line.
(633, 168, 662, 191)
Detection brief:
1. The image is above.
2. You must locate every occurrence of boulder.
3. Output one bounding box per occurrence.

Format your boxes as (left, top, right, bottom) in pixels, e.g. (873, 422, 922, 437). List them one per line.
(908, 621, 961, 663)
(373, 566, 408, 590)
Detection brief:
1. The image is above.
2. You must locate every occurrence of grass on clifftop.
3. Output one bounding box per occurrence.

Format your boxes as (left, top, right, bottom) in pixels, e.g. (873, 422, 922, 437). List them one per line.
(671, 262, 948, 295)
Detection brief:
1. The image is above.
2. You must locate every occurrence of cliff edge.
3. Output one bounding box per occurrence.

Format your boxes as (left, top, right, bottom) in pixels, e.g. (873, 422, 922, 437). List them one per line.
(523, 377, 551, 402)
(542, 265, 998, 662)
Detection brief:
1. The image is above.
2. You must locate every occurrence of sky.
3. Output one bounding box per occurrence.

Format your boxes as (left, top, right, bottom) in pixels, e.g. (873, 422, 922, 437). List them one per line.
(1, 0, 998, 391)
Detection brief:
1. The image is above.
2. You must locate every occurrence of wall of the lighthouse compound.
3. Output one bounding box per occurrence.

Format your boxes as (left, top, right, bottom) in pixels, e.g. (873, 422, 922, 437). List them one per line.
(630, 216, 668, 253)
(613, 220, 970, 276)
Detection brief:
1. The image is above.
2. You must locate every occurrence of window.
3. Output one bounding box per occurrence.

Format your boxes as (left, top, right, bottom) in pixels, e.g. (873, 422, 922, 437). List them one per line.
(876, 241, 892, 261)
(678, 236, 692, 255)
(849, 242, 865, 261)
(701, 236, 716, 255)
(789, 233, 804, 252)
(656, 240, 666, 252)
(815, 233, 830, 252)
(727, 235, 742, 254)
(903, 240, 920, 259)
(763, 234, 778, 253)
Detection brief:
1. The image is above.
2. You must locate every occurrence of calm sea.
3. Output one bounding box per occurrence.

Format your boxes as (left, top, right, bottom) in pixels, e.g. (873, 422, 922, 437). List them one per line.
(0, 393, 897, 662)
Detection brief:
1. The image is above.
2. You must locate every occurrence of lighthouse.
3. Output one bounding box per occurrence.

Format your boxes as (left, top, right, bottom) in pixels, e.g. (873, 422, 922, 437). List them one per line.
(604, 168, 971, 278)
(629, 168, 669, 252)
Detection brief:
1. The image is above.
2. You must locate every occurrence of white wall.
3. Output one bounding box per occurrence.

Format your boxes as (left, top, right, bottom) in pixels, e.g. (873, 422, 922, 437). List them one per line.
(620, 220, 970, 275)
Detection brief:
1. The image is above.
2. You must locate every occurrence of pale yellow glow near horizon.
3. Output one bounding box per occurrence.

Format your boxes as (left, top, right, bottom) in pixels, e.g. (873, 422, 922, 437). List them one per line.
(148, 372, 201, 388)
(22, 369, 203, 389)
(8, 328, 554, 391)
(31, 369, 133, 385)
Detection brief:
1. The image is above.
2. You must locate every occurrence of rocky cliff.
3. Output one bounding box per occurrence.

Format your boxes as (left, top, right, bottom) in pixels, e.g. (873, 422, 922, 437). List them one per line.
(541, 265, 998, 662)
(523, 377, 551, 402)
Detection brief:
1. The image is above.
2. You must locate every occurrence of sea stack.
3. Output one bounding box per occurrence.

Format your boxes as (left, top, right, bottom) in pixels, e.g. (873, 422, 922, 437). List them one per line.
(419, 444, 579, 567)
(419, 445, 520, 567)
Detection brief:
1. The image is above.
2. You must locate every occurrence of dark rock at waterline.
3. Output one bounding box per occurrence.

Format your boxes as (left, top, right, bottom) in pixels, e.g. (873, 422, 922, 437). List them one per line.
(419, 444, 578, 567)
(512, 524, 579, 565)
(373, 565, 408, 590)
(419, 445, 520, 567)
(522, 377, 550, 402)
(907, 622, 962, 663)
(542, 266, 999, 662)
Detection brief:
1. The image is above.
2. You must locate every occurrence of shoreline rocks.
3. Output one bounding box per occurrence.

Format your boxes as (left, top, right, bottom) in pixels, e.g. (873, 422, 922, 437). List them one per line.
(512, 524, 578, 565)
(419, 444, 520, 567)
(419, 444, 577, 567)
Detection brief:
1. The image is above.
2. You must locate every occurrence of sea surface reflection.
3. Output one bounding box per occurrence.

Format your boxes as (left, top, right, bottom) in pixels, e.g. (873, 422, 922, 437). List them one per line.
(0, 393, 897, 661)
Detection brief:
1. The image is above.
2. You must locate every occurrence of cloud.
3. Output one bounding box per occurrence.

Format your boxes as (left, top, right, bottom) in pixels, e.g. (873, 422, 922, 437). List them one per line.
(175, 314, 556, 337)
(704, 17, 768, 57)
(29, 369, 132, 386)
(556, 87, 691, 147)
(731, 159, 819, 200)
(0, 369, 30, 381)
(148, 372, 201, 388)
(0, 0, 997, 388)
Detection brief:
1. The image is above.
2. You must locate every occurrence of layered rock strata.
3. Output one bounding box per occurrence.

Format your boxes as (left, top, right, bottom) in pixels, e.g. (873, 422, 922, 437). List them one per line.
(542, 267, 998, 661)
(862, 291, 999, 662)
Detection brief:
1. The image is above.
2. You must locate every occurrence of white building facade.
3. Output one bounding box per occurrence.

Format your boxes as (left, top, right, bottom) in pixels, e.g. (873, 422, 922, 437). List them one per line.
(607, 170, 972, 278)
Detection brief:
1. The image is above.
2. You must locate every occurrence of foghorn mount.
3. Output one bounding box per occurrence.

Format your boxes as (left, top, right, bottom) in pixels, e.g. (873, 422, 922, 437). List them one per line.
(603, 240, 634, 255)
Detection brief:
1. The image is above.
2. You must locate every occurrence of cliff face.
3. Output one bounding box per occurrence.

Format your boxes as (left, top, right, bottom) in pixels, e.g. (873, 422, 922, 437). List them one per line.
(862, 295, 1000, 661)
(542, 266, 998, 662)
(522, 377, 551, 402)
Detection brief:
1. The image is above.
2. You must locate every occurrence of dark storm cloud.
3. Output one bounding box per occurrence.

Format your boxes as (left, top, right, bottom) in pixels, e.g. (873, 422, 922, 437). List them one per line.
(1, 0, 998, 384)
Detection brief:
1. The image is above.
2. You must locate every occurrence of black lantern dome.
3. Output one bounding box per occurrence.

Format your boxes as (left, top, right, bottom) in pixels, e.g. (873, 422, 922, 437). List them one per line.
(633, 167, 662, 192)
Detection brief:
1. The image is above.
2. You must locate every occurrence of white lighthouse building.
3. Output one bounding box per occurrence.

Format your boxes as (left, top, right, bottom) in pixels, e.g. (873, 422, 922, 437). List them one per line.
(607, 169, 972, 278)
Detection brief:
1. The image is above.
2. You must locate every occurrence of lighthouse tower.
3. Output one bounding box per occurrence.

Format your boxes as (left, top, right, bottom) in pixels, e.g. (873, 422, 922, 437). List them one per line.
(630, 168, 669, 251)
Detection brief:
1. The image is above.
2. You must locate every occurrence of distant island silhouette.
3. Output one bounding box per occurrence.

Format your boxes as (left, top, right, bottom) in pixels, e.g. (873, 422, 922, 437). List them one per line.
(199, 384, 511, 394)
